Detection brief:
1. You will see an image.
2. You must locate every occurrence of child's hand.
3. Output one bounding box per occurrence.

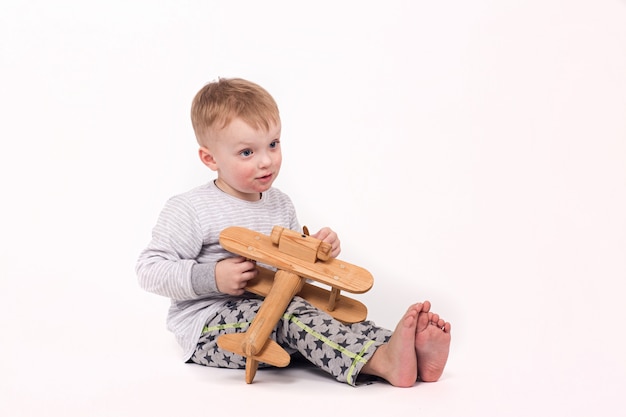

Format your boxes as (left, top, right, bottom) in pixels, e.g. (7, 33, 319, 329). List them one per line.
(215, 256, 258, 296)
(312, 227, 341, 258)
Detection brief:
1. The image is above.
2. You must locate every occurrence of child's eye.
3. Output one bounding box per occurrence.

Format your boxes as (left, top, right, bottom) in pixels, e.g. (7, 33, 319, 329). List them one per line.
(240, 149, 253, 157)
(269, 140, 280, 149)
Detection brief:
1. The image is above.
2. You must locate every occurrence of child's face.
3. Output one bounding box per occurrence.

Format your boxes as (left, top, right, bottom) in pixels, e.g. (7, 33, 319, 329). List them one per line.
(200, 117, 282, 201)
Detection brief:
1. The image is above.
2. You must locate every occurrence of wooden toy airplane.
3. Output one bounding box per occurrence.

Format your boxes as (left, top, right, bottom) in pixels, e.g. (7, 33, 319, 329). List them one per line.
(217, 225, 374, 383)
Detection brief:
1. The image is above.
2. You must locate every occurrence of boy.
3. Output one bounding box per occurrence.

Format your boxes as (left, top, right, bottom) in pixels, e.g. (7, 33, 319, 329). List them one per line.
(136, 77, 451, 387)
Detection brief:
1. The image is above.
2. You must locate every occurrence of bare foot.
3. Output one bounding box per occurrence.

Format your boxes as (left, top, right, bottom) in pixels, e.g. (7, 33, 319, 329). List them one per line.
(361, 303, 422, 387)
(415, 301, 451, 382)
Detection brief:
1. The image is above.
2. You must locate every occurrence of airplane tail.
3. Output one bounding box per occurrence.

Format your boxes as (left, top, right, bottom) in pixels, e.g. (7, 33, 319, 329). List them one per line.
(217, 333, 291, 368)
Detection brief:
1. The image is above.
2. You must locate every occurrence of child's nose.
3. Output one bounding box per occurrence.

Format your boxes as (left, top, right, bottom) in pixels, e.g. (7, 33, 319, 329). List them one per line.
(257, 151, 272, 167)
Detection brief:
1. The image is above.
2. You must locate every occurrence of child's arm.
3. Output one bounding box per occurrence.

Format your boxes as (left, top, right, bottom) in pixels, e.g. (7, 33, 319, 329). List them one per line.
(136, 195, 210, 300)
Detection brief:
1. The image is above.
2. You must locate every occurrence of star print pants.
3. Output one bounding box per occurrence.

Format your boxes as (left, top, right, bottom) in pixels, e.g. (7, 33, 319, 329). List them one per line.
(189, 295, 392, 386)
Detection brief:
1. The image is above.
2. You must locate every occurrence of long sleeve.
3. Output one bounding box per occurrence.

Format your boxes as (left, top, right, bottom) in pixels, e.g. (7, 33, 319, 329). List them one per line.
(136, 194, 209, 301)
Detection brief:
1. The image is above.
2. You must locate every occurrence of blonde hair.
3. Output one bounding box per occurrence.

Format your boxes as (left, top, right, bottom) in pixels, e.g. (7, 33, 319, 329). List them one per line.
(191, 77, 280, 145)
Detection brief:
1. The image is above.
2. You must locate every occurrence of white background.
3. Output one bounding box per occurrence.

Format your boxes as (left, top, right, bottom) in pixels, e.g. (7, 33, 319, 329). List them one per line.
(1, 1, 625, 415)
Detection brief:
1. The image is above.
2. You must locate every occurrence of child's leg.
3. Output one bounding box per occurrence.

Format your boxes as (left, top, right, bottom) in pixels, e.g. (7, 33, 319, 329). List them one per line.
(274, 296, 394, 386)
(189, 297, 269, 369)
(189, 296, 450, 387)
(189, 295, 392, 385)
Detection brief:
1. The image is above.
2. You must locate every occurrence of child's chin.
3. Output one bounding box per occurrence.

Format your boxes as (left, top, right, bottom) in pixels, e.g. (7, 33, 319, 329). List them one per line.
(255, 179, 274, 190)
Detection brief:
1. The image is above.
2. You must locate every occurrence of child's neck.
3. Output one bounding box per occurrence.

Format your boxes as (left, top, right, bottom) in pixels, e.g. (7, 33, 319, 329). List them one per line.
(214, 179, 262, 201)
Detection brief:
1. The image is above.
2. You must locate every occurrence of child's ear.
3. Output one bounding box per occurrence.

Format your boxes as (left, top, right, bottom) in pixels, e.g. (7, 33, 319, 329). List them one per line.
(198, 146, 218, 171)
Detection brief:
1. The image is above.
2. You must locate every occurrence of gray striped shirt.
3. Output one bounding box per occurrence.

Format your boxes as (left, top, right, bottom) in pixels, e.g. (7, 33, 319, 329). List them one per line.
(136, 180, 300, 360)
